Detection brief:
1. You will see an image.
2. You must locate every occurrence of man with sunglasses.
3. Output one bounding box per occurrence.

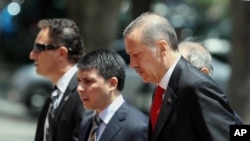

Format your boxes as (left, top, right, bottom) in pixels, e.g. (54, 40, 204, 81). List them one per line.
(29, 18, 91, 141)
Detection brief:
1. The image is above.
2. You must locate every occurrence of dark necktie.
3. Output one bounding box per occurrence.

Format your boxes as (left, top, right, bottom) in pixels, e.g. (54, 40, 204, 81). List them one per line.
(150, 85, 165, 131)
(46, 86, 59, 141)
(88, 114, 102, 141)
(49, 86, 59, 118)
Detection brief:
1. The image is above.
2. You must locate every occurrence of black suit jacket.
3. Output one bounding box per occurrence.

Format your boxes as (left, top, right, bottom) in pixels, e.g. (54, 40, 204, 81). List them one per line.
(78, 101, 148, 141)
(148, 57, 243, 141)
(34, 74, 91, 141)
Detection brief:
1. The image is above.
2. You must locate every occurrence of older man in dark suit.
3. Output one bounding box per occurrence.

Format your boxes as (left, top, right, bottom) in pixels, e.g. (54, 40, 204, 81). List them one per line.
(123, 12, 243, 141)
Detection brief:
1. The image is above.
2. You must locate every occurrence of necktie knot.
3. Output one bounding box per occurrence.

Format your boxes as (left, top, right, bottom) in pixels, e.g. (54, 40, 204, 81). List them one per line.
(93, 114, 102, 126)
(51, 86, 59, 103)
(155, 86, 165, 98)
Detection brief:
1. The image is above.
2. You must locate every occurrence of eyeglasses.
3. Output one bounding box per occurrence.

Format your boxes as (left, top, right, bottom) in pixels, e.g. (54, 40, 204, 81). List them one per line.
(33, 43, 60, 53)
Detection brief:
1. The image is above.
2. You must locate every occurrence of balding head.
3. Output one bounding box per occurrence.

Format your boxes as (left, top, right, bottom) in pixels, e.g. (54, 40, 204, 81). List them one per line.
(179, 41, 213, 76)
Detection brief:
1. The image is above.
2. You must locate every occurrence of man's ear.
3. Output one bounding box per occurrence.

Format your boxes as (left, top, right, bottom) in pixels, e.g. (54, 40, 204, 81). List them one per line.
(156, 40, 169, 56)
(200, 68, 209, 75)
(108, 77, 118, 91)
(58, 46, 68, 57)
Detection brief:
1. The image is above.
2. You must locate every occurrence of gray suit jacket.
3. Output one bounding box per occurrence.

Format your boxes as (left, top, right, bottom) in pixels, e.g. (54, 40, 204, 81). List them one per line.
(78, 100, 148, 141)
(148, 57, 243, 141)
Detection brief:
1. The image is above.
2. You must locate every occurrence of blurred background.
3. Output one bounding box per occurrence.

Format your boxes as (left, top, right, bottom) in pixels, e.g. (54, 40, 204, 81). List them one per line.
(0, 0, 250, 140)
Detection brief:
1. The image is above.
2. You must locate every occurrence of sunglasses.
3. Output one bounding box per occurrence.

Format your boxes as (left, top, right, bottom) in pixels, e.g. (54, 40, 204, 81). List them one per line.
(33, 43, 60, 53)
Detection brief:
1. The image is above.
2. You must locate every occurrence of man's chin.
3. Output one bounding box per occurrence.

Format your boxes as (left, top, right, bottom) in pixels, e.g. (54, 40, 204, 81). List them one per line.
(36, 70, 48, 78)
(36, 70, 43, 76)
(142, 78, 150, 83)
(136, 72, 152, 83)
(36, 69, 41, 75)
(140, 75, 150, 83)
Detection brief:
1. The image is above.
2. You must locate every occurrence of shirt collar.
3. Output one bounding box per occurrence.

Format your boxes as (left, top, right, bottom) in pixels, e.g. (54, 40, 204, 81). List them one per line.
(159, 56, 181, 90)
(97, 95, 124, 125)
(55, 65, 78, 93)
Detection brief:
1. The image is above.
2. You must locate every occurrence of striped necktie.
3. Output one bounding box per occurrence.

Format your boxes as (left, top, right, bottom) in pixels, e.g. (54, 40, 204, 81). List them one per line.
(88, 114, 102, 141)
(45, 85, 59, 141)
(49, 86, 59, 118)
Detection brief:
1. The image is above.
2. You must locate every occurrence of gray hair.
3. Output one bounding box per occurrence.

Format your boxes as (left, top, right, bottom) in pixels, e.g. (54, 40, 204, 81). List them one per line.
(178, 41, 213, 76)
(123, 12, 178, 50)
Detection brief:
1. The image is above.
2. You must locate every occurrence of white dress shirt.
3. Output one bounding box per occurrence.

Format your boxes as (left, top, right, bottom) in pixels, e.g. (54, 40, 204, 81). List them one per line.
(159, 56, 181, 98)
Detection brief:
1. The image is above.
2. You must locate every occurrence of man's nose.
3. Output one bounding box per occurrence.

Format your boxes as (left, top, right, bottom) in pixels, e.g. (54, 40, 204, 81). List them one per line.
(29, 49, 36, 60)
(129, 58, 136, 69)
(77, 84, 85, 94)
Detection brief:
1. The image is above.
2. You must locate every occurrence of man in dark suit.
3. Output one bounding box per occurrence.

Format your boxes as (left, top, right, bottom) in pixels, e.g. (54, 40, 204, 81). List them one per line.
(179, 41, 244, 125)
(29, 18, 91, 141)
(77, 49, 148, 141)
(123, 12, 243, 141)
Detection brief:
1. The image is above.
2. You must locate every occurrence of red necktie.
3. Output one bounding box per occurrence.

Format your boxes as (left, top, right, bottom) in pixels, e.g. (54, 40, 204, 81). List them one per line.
(150, 85, 165, 131)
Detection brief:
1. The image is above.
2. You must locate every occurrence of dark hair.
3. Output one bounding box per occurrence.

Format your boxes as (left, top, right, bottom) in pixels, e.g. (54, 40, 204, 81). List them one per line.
(77, 49, 126, 91)
(38, 18, 84, 63)
(123, 12, 178, 50)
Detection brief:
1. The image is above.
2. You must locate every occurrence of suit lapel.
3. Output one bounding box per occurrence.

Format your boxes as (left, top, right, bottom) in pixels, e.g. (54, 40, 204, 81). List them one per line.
(99, 116, 121, 141)
(152, 87, 177, 140)
(99, 102, 129, 141)
(40, 98, 51, 121)
(151, 57, 187, 141)
(54, 74, 77, 121)
(79, 116, 92, 141)
(35, 98, 51, 141)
